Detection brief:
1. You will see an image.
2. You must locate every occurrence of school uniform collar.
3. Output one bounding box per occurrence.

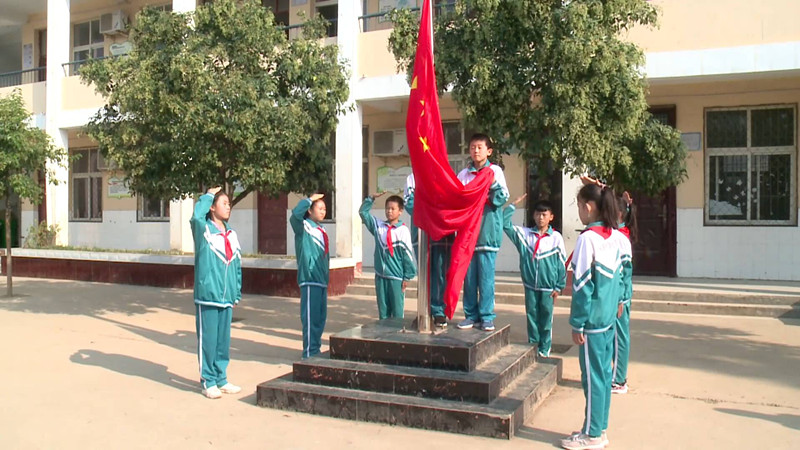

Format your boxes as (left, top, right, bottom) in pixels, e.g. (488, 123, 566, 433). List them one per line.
(468, 160, 492, 173)
(584, 221, 612, 239)
(207, 218, 230, 233)
(384, 220, 404, 227)
(535, 225, 553, 236)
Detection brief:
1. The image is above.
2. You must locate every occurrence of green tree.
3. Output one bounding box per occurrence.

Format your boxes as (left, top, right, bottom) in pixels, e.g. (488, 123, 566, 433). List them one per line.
(389, 0, 686, 194)
(80, 0, 350, 206)
(0, 90, 68, 296)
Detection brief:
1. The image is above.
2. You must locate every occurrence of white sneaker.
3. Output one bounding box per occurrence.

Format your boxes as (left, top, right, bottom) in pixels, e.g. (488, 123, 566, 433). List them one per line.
(219, 383, 242, 394)
(561, 432, 606, 450)
(202, 386, 222, 399)
(611, 382, 628, 394)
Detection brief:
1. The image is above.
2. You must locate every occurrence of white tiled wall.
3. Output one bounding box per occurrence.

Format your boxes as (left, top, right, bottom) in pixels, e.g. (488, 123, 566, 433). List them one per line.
(677, 208, 800, 280)
(69, 210, 170, 250)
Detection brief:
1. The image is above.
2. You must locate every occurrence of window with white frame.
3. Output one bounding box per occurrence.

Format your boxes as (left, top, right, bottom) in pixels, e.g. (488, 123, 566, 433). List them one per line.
(71, 148, 104, 221)
(72, 19, 104, 75)
(705, 105, 797, 225)
(443, 121, 477, 173)
(138, 196, 170, 222)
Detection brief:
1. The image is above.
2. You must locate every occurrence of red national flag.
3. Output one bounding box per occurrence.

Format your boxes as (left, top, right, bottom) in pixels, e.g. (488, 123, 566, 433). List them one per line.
(405, 0, 494, 319)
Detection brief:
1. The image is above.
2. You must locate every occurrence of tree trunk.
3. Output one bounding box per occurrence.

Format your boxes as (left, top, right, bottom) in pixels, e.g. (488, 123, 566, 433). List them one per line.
(5, 195, 12, 297)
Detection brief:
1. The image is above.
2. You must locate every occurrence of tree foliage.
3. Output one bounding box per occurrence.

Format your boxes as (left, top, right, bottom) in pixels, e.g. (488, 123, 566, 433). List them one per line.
(0, 89, 67, 296)
(0, 90, 67, 206)
(389, 0, 687, 194)
(81, 0, 350, 205)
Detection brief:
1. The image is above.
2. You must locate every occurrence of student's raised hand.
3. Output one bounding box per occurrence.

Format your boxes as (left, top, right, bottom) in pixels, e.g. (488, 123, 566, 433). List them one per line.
(622, 191, 634, 206)
(572, 331, 586, 345)
(207, 186, 222, 195)
(371, 191, 386, 199)
(580, 175, 605, 188)
(511, 193, 527, 206)
(309, 193, 324, 202)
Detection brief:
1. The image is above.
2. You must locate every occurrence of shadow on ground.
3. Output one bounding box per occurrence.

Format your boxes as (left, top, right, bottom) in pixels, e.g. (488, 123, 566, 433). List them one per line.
(715, 408, 800, 431)
(70, 349, 198, 393)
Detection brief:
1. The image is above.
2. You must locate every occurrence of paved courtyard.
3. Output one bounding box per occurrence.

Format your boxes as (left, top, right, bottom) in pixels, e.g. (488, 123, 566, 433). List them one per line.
(1, 277, 798, 449)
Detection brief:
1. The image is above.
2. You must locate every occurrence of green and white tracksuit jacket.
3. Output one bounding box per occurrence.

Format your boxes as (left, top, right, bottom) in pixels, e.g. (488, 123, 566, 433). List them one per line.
(191, 193, 242, 308)
(456, 161, 510, 252)
(502, 205, 567, 293)
(359, 197, 417, 283)
(290, 198, 330, 288)
(569, 222, 631, 438)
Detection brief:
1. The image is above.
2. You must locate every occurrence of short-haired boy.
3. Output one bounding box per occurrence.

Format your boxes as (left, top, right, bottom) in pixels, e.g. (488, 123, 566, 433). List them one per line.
(359, 192, 417, 319)
(504, 195, 567, 357)
(456, 133, 509, 332)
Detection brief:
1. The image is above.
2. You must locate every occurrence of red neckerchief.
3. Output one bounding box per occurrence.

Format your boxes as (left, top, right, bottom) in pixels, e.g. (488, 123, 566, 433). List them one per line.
(386, 224, 395, 257)
(318, 226, 329, 254)
(532, 227, 550, 261)
(618, 225, 630, 240)
(564, 226, 612, 268)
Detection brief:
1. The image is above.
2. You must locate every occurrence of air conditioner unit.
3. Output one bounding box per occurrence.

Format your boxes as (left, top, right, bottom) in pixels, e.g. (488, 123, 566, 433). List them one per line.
(373, 129, 408, 156)
(97, 153, 118, 171)
(100, 10, 128, 35)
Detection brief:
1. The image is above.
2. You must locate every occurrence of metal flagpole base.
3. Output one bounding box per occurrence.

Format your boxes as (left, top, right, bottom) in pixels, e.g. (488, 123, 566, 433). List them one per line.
(416, 229, 431, 332)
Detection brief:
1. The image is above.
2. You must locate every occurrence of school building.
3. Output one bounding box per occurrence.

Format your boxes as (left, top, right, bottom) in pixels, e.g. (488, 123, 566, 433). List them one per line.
(1, 0, 799, 281)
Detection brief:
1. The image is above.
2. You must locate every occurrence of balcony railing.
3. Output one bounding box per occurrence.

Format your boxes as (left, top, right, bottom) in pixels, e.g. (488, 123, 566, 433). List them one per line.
(359, 2, 456, 32)
(0, 67, 47, 88)
(62, 55, 117, 76)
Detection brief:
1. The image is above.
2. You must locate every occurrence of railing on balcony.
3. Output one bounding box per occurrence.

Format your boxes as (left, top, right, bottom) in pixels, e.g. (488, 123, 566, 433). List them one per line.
(0, 67, 47, 88)
(61, 55, 117, 76)
(359, 2, 456, 32)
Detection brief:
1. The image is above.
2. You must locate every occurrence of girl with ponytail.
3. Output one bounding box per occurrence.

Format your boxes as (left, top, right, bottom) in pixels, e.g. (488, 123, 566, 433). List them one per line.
(561, 183, 631, 450)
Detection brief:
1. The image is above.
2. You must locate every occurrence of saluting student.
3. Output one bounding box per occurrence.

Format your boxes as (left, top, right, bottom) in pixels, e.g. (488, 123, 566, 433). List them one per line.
(359, 192, 417, 319)
(503, 195, 567, 357)
(290, 193, 330, 359)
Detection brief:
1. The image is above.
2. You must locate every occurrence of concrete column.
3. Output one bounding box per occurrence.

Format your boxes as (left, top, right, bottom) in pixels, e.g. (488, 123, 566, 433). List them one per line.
(561, 174, 584, 255)
(172, 0, 196, 13)
(166, 0, 197, 253)
(170, 199, 195, 253)
(333, 0, 363, 262)
(45, 0, 70, 245)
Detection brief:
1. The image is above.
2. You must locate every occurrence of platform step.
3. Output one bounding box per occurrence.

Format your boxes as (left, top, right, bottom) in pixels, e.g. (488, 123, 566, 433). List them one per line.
(257, 359, 561, 439)
(329, 318, 511, 371)
(293, 343, 537, 403)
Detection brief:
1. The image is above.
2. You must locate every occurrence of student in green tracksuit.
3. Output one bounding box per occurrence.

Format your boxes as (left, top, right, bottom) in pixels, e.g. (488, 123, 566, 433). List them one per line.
(456, 134, 509, 332)
(613, 193, 636, 395)
(290, 194, 330, 359)
(503, 195, 567, 357)
(359, 192, 417, 319)
(191, 187, 243, 399)
(405, 173, 453, 327)
(562, 183, 629, 450)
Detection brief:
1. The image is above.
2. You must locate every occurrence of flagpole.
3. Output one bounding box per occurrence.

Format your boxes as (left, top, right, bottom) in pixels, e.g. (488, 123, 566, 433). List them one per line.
(415, 0, 435, 333)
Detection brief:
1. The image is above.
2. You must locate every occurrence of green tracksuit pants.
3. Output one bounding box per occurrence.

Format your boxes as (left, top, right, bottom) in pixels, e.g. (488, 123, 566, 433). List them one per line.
(429, 243, 450, 318)
(375, 276, 405, 319)
(196, 304, 232, 390)
(525, 289, 555, 356)
(579, 327, 614, 438)
(463, 251, 497, 322)
(613, 303, 631, 385)
(300, 285, 327, 359)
